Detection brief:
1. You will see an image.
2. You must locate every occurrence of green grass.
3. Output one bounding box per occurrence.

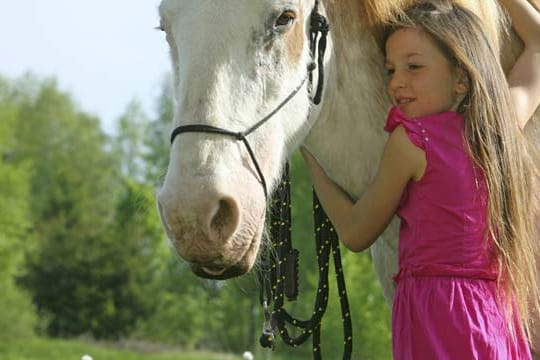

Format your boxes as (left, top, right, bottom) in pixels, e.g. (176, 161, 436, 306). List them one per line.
(0, 337, 238, 360)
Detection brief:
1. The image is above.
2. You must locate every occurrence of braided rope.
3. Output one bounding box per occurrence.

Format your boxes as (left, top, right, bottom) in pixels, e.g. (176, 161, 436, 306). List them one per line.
(259, 163, 353, 359)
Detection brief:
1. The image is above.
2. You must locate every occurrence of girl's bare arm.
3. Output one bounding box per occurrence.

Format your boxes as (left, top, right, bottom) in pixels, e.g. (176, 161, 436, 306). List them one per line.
(499, 0, 540, 128)
(301, 125, 424, 252)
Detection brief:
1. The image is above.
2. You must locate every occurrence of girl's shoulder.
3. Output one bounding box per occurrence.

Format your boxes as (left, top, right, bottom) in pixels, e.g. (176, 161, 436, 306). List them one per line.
(384, 119, 427, 183)
(385, 106, 465, 150)
(385, 107, 426, 150)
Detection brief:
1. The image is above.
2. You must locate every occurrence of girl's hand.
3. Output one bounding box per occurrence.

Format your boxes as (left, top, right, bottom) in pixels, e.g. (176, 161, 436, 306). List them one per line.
(300, 146, 317, 166)
(300, 146, 328, 180)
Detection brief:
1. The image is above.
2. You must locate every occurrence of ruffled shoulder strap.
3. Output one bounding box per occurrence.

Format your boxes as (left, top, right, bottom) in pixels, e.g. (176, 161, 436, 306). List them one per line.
(384, 106, 425, 150)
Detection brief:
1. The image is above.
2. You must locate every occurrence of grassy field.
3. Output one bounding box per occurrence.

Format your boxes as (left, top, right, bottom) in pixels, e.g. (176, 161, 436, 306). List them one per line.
(0, 337, 240, 360)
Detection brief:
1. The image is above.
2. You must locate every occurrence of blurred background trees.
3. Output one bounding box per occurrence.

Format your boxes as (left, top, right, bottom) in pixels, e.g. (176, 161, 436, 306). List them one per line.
(0, 73, 391, 359)
(0, 76, 36, 340)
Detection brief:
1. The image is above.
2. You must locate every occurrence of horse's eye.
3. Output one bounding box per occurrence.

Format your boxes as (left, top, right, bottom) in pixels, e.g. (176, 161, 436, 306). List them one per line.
(156, 20, 166, 32)
(275, 10, 296, 28)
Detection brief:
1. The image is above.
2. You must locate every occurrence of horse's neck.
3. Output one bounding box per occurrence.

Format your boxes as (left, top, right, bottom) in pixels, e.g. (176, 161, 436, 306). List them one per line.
(305, 2, 389, 198)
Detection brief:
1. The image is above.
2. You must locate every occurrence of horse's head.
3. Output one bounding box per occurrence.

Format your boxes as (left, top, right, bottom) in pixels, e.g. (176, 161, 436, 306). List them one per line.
(156, 0, 323, 279)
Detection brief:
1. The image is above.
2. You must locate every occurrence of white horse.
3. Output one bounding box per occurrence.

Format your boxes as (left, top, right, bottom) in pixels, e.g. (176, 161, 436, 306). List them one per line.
(156, 0, 540, 305)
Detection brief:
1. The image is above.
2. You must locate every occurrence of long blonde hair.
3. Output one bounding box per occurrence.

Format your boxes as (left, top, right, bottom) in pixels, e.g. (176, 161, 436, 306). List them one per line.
(383, 0, 540, 338)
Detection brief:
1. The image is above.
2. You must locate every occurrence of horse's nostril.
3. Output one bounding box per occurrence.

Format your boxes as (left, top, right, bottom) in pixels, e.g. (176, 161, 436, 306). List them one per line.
(209, 197, 239, 242)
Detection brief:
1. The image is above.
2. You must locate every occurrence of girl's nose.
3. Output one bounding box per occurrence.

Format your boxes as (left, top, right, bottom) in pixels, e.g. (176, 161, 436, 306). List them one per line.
(388, 71, 406, 91)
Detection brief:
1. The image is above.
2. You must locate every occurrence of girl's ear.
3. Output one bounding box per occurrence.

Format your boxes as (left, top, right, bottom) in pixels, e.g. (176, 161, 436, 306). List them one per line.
(455, 67, 469, 95)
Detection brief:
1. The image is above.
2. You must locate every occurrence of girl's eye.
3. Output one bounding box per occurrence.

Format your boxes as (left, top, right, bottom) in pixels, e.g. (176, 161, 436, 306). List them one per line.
(275, 10, 296, 28)
(386, 68, 395, 76)
(408, 64, 422, 71)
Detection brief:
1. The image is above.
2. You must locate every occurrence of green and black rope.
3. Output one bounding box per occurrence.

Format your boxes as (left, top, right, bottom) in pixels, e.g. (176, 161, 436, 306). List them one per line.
(258, 162, 353, 359)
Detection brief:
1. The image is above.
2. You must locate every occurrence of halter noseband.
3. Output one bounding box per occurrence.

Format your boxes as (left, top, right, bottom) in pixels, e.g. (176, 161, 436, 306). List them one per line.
(169, 3, 329, 199)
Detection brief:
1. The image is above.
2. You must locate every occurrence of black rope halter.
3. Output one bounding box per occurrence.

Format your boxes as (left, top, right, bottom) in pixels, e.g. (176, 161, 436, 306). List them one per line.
(170, 77, 307, 199)
(169, 1, 328, 199)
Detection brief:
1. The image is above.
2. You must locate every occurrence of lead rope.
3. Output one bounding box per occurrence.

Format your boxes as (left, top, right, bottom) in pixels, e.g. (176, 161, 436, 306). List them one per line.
(259, 163, 353, 359)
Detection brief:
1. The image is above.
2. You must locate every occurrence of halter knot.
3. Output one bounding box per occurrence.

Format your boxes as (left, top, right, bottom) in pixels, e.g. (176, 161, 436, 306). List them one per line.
(310, 12, 329, 34)
(234, 131, 246, 141)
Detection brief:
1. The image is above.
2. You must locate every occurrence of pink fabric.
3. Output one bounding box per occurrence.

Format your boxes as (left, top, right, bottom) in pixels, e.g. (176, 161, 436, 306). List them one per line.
(385, 106, 531, 359)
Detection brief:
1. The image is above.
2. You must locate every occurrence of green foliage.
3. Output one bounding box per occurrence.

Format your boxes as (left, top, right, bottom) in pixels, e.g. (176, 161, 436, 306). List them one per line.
(344, 253, 392, 359)
(134, 258, 259, 352)
(65, 181, 161, 337)
(9, 76, 121, 338)
(1, 75, 167, 339)
(206, 277, 261, 352)
(114, 100, 149, 181)
(21, 179, 167, 339)
(133, 259, 218, 349)
(142, 76, 173, 186)
(0, 75, 36, 340)
(0, 337, 237, 360)
(13, 79, 116, 227)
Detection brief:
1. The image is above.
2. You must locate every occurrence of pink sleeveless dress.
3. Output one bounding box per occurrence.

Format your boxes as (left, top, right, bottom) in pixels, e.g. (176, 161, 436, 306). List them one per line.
(385, 106, 531, 359)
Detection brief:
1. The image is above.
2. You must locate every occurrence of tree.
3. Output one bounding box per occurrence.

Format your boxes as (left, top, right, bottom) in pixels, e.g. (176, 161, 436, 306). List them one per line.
(9, 76, 150, 338)
(0, 75, 36, 340)
(114, 99, 149, 181)
(143, 76, 173, 186)
(89, 179, 168, 338)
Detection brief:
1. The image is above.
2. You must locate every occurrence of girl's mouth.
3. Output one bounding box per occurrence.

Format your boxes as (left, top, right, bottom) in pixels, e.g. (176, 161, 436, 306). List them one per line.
(396, 97, 414, 104)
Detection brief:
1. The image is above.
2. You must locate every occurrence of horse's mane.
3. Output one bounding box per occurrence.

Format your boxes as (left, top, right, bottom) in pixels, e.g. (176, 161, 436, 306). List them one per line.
(358, 0, 539, 26)
(357, 0, 415, 27)
(347, 0, 525, 55)
(323, 0, 508, 50)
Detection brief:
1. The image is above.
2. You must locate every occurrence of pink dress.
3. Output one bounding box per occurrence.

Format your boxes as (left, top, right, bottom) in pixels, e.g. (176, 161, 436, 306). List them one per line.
(385, 106, 531, 359)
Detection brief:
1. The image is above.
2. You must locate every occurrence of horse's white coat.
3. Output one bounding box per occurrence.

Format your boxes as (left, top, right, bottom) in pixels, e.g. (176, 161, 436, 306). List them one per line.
(157, 0, 540, 301)
(157, 0, 320, 277)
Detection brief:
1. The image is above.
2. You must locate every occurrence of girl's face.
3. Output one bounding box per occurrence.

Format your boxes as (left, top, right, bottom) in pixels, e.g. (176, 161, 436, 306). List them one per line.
(385, 27, 467, 118)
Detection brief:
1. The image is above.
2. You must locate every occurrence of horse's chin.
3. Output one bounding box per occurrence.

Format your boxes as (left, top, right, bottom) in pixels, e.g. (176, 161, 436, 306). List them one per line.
(190, 225, 262, 280)
(191, 262, 250, 280)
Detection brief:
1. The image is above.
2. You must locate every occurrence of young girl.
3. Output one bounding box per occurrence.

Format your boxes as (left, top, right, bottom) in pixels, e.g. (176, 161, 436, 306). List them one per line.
(301, 0, 540, 358)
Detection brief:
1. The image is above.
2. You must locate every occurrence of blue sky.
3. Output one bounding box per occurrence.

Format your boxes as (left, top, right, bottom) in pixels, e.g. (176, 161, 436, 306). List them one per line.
(0, 0, 170, 134)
